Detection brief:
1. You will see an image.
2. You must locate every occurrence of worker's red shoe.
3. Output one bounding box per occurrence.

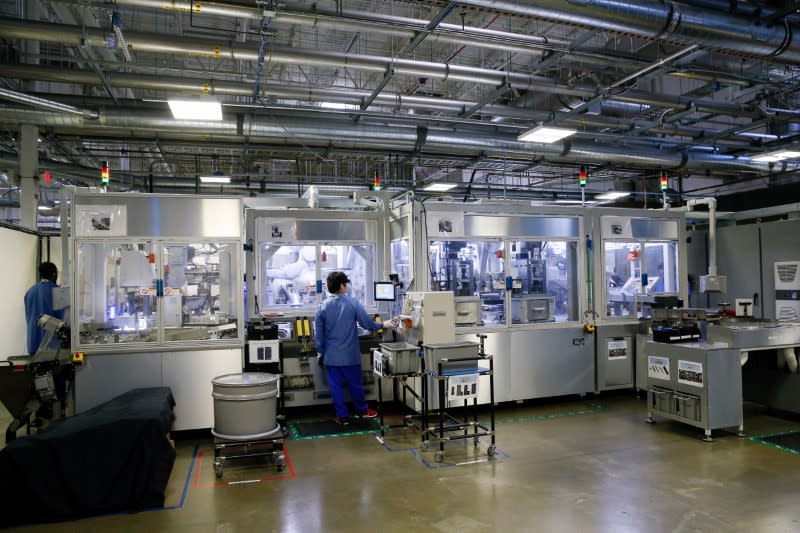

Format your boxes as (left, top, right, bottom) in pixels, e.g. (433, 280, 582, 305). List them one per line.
(354, 408, 377, 419)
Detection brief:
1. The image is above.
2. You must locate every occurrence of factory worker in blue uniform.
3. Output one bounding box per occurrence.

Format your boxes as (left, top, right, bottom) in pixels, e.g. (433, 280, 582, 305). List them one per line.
(24, 261, 64, 354)
(315, 271, 395, 425)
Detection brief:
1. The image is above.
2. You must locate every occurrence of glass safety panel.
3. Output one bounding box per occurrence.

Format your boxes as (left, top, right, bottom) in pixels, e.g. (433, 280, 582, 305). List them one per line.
(320, 244, 375, 306)
(643, 241, 679, 294)
(76, 241, 157, 345)
(429, 240, 505, 327)
(604, 241, 642, 318)
(163, 242, 239, 342)
(390, 239, 410, 316)
(509, 240, 579, 323)
(260, 244, 318, 309)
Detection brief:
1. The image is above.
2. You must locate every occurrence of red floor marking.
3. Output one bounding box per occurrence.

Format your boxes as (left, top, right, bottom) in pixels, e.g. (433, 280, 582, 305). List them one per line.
(192, 449, 204, 489)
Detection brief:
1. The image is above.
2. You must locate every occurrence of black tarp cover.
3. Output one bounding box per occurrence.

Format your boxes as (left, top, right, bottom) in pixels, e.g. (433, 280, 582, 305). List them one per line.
(0, 387, 176, 527)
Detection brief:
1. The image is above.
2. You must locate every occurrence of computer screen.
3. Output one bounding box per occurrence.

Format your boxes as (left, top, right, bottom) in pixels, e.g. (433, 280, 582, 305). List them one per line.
(374, 281, 395, 301)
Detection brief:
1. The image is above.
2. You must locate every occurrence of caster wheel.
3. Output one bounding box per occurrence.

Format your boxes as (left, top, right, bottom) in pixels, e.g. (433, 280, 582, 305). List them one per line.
(487, 445, 496, 457)
(473, 437, 480, 447)
(276, 459, 285, 472)
(214, 461, 223, 478)
(420, 440, 430, 450)
(434, 451, 444, 463)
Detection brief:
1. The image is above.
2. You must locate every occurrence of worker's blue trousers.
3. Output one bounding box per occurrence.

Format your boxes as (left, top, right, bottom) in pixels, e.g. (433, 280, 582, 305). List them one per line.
(326, 364, 368, 419)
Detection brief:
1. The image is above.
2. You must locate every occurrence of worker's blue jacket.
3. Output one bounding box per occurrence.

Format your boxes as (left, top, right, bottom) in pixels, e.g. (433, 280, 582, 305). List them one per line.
(315, 294, 381, 366)
(24, 280, 64, 354)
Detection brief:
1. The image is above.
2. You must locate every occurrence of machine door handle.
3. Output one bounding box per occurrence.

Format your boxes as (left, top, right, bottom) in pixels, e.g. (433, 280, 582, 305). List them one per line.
(649, 389, 667, 396)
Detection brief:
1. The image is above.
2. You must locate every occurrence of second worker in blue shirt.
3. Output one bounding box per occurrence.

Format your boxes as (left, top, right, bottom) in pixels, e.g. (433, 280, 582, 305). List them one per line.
(315, 271, 395, 425)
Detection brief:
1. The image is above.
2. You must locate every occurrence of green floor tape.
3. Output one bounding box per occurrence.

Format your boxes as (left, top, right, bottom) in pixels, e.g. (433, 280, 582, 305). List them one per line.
(749, 430, 800, 457)
(495, 404, 607, 425)
(288, 404, 606, 440)
(289, 418, 381, 440)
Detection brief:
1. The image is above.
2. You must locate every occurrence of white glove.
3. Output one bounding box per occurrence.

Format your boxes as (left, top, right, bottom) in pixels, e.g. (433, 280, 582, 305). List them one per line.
(382, 319, 396, 330)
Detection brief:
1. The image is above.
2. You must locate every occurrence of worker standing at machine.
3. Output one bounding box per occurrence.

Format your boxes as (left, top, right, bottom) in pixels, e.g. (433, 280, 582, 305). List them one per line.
(24, 261, 64, 355)
(315, 271, 395, 425)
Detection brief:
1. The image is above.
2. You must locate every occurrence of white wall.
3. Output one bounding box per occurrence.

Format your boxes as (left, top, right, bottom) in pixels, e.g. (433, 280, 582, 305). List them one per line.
(0, 226, 38, 359)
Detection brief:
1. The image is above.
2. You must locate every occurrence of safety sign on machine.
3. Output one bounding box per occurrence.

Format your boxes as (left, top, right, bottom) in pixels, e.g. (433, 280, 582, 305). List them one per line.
(607, 339, 628, 360)
(678, 360, 704, 387)
(648, 356, 670, 380)
(448, 374, 479, 404)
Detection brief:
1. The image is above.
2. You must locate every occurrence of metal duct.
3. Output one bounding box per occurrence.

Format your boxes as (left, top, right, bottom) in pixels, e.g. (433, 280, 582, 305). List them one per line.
(458, 0, 800, 63)
(0, 106, 781, 174)
(54, 0, 579, 60)
(50, 0, 798, 63)
(0, 22, 778, 121)
(0, 67, 772, 147)
(0, 18, 575, 91)
(0, 88, 98, 119)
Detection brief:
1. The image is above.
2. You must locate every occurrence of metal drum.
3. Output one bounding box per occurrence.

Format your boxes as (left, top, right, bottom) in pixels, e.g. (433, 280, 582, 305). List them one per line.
(211, 373, 281, 440)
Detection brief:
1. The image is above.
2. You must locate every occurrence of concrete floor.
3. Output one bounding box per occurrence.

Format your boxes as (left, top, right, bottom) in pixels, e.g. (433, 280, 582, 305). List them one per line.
(5, 395, 800, 532)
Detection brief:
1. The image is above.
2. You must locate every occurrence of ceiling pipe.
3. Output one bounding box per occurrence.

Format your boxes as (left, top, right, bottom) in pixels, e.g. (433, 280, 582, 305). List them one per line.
(49, 0, 800, 64)
(456, 0, 800, 63)
(0, 18, 784, 121)
(0, 87, 98, 119)
(51, 0, 588, 61)
(0, 106, 785, 174)
(0, 75, 770, 148)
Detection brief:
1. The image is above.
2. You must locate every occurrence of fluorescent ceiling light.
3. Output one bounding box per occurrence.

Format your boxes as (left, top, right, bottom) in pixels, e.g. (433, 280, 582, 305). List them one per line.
(751, 150, 800, 163)
(37, 205, 50, 211)
(320, 102, 356, 110)
(168, 98, 223, 120)
(518, 125, 577, 143)
(595, 191, 631, 200)
(423, 183, 458, 191)
(199, 175, 231, 184)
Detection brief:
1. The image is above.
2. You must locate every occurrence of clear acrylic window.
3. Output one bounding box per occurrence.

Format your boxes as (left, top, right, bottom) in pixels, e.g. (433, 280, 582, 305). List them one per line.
(429, 240, 505, 327)
(509, 240, 578, 323)
(320, 244, 374, 306)
(76, 241, 157, 345)
(261, 244, 318, 309)
(604, 241, 641, 318)
(163, 242, 238, 341)
(643, 241, 679, 294)
(390, 239, 410, 315)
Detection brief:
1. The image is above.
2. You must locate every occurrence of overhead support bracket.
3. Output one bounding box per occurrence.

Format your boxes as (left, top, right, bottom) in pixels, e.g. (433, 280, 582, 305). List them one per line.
(402, 125, 429, 162)
(534, 29, 599, 74)
(360, 66, 395, 112)
(460, 80, 512, 118)
(662, 103, 697, 124)
(673, 117, 772, 151)
(405, 1, 459, 54)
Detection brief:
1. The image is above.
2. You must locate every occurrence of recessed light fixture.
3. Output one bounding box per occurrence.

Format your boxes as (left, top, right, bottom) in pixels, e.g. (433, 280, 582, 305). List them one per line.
(199, 175, 231, 184)
(595, 191, 631, 200)
(751, 149, 800, 163)
(518, 125, 577, 143)
(168, 97, 223, 120)
(423, 183, 458, 191)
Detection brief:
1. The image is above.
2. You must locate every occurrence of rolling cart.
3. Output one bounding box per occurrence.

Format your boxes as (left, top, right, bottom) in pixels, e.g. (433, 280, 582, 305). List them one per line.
(423, 335, 496, 463)
(213, 426, 287, 478)
(374, 342, 427, 443)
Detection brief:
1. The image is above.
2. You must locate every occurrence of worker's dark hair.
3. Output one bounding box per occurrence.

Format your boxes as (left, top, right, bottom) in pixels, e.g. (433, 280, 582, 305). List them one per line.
(39, 261, 58, 281)
(326, 271, 350, 294)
